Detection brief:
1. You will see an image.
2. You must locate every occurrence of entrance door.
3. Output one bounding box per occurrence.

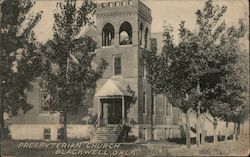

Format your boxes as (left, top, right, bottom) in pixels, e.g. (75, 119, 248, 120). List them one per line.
(108, 98, 122, 124)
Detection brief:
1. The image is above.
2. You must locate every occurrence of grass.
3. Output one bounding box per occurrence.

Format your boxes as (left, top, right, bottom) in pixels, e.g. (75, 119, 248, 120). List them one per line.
(167, 135, 249, 156)
(0, 139, 170, 157)
(1, 136, 249, 157)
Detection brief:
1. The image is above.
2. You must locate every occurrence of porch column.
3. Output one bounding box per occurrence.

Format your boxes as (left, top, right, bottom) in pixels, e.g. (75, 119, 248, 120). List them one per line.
(103, 103, 109, 125)
(97, 97, 101, 126)
(122, 97, 125, 124)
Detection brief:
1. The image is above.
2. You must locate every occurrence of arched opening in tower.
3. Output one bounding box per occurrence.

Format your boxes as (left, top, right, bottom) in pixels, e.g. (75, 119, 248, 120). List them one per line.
(119, 22, 132, 45)
(144, 27, 149, 49)
(139, 22, 143, 46)
(102, 23, 115, 46)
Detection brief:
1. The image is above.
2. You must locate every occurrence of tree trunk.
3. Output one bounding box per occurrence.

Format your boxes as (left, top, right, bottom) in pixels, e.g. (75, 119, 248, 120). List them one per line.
(225, 122, 229, 141)
(233, 122, 237, 141)
(213, 118, 218, 144)
(0, 89, 5, 139)
(236, 122, 240, 140)
(196, 81, 201, 146)
(196, 105, 201, 147)
(63, 111, 68, 140)
(186, 109, 191, 149)
(200, 114, 205, 145)
(241, 122, 244, 138)
(0, 107, 5, 139)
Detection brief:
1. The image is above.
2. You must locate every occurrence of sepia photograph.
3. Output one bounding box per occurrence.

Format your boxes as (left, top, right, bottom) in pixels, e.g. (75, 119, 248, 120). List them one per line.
(0, 0, 249, 156)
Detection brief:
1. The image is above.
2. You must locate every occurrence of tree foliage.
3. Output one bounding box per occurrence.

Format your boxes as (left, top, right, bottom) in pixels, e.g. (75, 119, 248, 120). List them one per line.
(39, 0, 107, 139)
(144, 0, 248, 146)
(0, 0, 43, 130)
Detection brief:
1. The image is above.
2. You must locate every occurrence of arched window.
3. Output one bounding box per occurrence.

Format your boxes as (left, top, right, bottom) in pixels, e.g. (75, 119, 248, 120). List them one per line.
(102, 23, 115, 46)
(139, 23, 143, 46)
(119, 22, 132, 45)
(144, 27, 149, 48)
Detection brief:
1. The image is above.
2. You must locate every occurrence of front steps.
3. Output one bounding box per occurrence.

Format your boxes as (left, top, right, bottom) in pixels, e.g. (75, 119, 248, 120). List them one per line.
(91, 126, 119, 143)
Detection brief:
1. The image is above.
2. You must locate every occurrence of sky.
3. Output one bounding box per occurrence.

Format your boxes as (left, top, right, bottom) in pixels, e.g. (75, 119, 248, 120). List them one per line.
(31, 0, 249, 44)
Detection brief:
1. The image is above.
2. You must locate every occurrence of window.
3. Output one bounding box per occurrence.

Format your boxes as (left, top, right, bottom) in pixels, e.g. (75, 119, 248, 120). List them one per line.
(40, 89, 51, 112)
(113, 55, 122, 75)
(102, 3, 106, 7)
(109, 2, 113, 7)
(152, 128, 155, 140)
(143, 128, 147, 141)
(164, 97, 172, 116)
(152, 95, 156, 115)
(122, 1, 126, 6)
(143, 93, 147, 114)
(139, 23, 143, 46)
(165, 128, 170, 140)
(57, 128, 64, 140)
(144, 66, 147, 78)
(102, 23, 115, 46)
(44, 128, 51, 140)
(119, 22, 132, 45)
(144, 27, 149, 48)
(142, 65, 147, 78)
(115, 2, 119, 6)
(128, 0, 133, 5)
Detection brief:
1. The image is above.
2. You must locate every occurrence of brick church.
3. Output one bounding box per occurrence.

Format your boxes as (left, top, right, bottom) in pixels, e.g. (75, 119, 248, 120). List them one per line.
(9, 0, 184, 142)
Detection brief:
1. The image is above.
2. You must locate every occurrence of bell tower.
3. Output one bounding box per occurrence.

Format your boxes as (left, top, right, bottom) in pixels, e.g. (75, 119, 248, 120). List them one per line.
(94, 0, 152, 136)
(96, 0, 152, 48)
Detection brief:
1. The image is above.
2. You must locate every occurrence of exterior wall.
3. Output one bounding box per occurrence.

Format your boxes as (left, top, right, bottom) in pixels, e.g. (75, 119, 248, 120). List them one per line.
(94, 46, 140, 123)
(181, 112, 236, 137)
(94, 0, 153, 127)
(138, 124, 183, 142)
(11, 82, 89, 125)
(10, 124, 92, 140)
(11, 82, 61, 125)
(152, 126, 183, 140)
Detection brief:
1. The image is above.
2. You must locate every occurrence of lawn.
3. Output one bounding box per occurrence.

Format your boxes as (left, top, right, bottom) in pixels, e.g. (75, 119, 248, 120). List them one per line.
(1, 137, 249, 157)
(0, 139, 172, 157)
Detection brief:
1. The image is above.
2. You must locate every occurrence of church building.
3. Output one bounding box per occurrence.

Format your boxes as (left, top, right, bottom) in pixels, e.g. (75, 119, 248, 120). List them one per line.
(9, 0, 183, 142)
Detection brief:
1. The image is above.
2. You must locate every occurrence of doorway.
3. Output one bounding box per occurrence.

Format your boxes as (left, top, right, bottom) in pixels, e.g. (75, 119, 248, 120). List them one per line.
(108, 98, 122, 124)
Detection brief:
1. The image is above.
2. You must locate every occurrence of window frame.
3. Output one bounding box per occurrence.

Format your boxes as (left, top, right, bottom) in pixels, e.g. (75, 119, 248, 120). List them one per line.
(102, 23, 115, 47)
(57, 128, 64, 140)
(40, 89, 51, 113)
(113, 55, 122, 76)
(43, 128, 51, 140)
(119, 22, 133, 45)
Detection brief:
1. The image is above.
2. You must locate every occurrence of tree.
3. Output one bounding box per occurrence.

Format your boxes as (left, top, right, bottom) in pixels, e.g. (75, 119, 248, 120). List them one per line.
(214, 49, 249, 141)
(0, 0, 43, 137)
(205, 15, 248, 142)
(144, 0, 248, 147)
(40, 0, 107, 140)
(145, 23, 196, 149)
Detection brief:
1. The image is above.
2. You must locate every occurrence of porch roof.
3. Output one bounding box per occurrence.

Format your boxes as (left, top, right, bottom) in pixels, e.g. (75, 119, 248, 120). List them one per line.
(95, 79, 133, 97)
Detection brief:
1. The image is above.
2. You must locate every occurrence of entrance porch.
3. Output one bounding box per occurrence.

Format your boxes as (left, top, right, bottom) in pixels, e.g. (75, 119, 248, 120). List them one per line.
(97, 97, 126, 126)
(95, 79, 134, 126)
(92, 79, 134, 142)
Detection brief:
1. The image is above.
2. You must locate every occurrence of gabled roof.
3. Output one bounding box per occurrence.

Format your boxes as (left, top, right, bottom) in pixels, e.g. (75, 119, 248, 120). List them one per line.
(95, 79, 133, 97)
(82, 24, 97, 41)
